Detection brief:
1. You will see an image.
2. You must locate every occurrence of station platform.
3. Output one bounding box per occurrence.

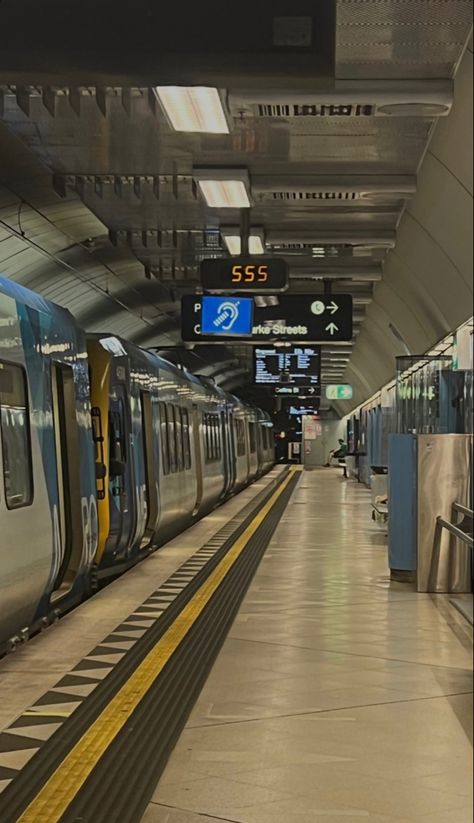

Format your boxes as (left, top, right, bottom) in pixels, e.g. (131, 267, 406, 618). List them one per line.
(143, 470, 473, 823)
(0, 467, 472, 823)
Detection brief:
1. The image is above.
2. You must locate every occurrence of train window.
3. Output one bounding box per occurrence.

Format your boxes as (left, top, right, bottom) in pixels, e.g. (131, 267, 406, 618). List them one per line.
(0, 362, 33, 509)
(261, 426, 267, 450)
(236, 419, 246, 456)
(181, 408, 192, 470)
(248, 422, 257, 453)
(167, 403, 177, 473)
(158, 402, 170, 475)
(174, 405, 184, 472)
(108, 394, 128, 498)
(203, 412, 220, 463)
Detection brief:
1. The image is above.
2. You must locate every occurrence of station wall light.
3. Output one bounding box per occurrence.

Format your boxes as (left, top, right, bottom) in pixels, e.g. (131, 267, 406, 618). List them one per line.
(155, 86, 230, 134)
(194, 168, 252, 209)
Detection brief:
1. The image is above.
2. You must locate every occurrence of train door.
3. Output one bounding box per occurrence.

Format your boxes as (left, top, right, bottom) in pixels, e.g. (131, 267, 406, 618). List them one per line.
(107, 384, 135, 557)
(257, 425, 264, 474)
(245, 418, 251, 477)
(222, 410, 235, 495)
(192, 404, 203, 515)
(140, 391, 159, 546)
(220, 411, 229, 497)
(50, 362, 84, 599)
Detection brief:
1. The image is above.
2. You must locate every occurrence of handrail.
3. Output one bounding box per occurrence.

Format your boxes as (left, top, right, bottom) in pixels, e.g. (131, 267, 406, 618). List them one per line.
(452, 503, 473, 520)
(428, 503, 473, 593)
(436, 517, 473, 548)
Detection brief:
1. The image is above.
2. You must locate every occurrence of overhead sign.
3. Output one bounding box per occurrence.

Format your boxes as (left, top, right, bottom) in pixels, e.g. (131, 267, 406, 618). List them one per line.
(275, 385, 319, 396)
(201, 257, 288, 293)
(254, 345, 321, 386)
(182, 294, 353, 343)
(325, 384, 353, 400)
(201, 296, 253, 337)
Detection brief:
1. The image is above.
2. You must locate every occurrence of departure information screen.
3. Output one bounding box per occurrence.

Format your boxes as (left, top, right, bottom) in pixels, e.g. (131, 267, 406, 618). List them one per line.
(254, 345, 321, 386)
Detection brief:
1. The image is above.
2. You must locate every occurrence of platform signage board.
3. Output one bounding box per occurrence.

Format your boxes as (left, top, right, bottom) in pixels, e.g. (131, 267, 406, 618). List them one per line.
(200, 296, 254, 337)
(182, 294, 353, 343)
(275, 385, 319, 396)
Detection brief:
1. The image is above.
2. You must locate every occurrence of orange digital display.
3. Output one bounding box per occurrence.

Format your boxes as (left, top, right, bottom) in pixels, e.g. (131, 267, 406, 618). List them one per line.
(201, 257, 288, 293)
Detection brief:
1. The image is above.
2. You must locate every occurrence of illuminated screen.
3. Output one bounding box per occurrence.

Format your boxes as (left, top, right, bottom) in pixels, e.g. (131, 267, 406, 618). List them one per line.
(254, 345, 321, 385)
(288, 406, 319, 417)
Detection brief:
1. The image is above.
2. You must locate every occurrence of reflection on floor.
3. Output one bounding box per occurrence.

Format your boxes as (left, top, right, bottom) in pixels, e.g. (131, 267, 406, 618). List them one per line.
(142, 468, 473, 823)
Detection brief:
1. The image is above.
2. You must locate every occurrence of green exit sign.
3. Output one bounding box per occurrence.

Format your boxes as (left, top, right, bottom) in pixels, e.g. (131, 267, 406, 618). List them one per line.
(325, 384, 353, 401)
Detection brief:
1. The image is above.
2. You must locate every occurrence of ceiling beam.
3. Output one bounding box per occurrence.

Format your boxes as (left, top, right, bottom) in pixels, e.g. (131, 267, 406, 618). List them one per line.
(253, 175, 417, 196)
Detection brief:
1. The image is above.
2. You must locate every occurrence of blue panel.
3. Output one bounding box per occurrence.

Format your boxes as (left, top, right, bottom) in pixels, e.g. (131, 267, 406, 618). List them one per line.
(388, 434, 417, 571)
(201, 296, 253, 336)
(359, 454, 370, 487)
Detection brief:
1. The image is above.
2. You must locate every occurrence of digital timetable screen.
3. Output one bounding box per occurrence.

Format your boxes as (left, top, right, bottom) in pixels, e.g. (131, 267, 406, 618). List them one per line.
(254, 345, 321, 386)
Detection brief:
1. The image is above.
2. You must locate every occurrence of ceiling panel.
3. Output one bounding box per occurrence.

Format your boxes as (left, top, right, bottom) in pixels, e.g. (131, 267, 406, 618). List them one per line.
(336, 0, 473, 79)
(0, 1, 471, 397)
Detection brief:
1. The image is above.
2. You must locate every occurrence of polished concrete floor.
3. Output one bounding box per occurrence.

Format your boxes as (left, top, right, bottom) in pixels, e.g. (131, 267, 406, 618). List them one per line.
(142, 468, 473, 823)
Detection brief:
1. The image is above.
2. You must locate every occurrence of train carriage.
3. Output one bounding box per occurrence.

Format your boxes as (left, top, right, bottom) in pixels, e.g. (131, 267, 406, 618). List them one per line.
(0, 277, 98, 651)
(0, 277, 274, 655)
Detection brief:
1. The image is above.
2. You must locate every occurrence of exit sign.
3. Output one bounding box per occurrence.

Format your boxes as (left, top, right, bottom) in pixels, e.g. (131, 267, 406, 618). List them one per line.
(325, 384, 353, 400)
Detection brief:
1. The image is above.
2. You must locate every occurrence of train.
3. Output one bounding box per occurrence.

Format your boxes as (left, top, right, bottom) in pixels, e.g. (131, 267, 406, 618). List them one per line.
(0, 276, 274, 656)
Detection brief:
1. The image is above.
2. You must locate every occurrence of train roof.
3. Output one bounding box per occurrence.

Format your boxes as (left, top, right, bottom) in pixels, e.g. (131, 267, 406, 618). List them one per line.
(0, 275, 76, 324)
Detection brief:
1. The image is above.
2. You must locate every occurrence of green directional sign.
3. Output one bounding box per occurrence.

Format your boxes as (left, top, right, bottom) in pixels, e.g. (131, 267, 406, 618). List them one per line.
(325, 384, 353, 401)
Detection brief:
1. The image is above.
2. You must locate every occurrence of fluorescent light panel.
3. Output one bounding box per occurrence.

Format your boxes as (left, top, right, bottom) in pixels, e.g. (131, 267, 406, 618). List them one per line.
(223, 235, 265, 255)
(198, 179, 251, 209)
(156, 86, 229, 134)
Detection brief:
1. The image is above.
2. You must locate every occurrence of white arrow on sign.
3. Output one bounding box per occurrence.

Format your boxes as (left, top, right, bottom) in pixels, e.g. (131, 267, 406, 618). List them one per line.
(328, 301, 339, 315)
(325, 322, 339, 335)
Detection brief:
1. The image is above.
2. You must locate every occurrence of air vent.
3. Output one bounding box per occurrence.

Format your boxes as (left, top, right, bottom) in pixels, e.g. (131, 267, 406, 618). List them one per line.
(269, 191, 358, 201)
(270, 243, 353, 257)
(256, 103, 374, 118)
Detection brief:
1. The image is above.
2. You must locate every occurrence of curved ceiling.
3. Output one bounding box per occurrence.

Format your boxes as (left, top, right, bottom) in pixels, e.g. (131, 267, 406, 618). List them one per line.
(0, 1, 472, 406)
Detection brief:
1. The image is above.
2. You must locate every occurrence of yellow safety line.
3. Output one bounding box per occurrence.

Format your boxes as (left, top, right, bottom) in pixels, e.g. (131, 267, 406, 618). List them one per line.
(16, 469, 296, 823)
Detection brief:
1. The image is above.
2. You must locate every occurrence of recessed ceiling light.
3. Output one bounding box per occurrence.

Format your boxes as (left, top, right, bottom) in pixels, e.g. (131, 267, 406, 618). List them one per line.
(222, 228, 265, 255)
(155, 86, 230, 134)
(194, 169, 252, 209)
(198, 180, 250, 209)
(225, 235, 265, 255)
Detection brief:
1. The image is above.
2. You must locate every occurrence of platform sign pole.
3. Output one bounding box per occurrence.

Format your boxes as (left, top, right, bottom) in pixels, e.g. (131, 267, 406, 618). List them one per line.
(240, 208, 250, 256)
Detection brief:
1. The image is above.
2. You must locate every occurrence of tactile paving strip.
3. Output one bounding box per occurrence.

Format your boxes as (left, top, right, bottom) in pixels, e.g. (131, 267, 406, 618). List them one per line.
(0, 473, 285, 796)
